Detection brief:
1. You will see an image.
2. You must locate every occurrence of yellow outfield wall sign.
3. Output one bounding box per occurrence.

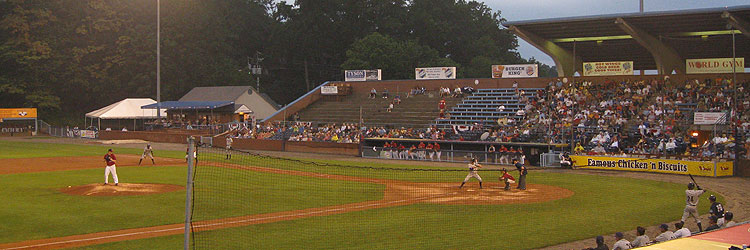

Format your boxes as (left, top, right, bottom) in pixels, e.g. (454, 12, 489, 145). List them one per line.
(0, 108, 37, 119)
(570, 155, 733, 177)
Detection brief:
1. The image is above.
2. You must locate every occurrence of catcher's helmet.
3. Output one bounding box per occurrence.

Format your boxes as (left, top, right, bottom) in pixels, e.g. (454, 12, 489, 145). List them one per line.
(687, 182, 695, 189)
(709, 195, 716, 202)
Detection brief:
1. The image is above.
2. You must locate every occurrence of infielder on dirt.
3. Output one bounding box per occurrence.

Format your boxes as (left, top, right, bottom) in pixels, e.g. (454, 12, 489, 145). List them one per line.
(681, 182, 704, 232)
(459, 158, 482, 189)
(138, 143, 155, 165)
(103, 149, 118, 186)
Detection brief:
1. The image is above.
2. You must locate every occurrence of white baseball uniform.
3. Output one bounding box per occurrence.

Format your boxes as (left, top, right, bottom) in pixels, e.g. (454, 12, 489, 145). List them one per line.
(141, 145, 154, 160)
(673, 227, 691, 238)
(681, 189, 705, 224)
(612, 239, 632, 250)
(463, 163, 483, 183)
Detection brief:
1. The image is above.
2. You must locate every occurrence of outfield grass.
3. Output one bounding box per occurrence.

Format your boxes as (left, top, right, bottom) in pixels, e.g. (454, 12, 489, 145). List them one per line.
(0, 140, 186, 159)
(0, 166, 383, 244)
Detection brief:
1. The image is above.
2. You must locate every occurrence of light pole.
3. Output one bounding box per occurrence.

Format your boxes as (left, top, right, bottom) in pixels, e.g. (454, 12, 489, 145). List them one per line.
(731, 28, 739, 159)
(156, 0, 161, 121)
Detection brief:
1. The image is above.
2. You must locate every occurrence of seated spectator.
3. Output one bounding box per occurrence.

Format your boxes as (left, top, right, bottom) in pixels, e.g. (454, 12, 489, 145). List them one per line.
(672, 221, 690, 239)
(592, 144, 606, 154)
(382, 89, 389, 99)
(705, 215, 720, 231)
(612, 232, 631, 250)
(394, 95, 401, 105)
(387, 102, 394, 112)
(583, 235, 608, 250)
(654, 224, 674, 243)
(631, 226, 649, 248)
(370, 88, 377, 99)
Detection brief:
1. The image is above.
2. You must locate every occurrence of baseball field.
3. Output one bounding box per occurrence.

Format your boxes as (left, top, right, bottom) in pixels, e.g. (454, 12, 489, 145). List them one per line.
(0, 138, 723, 249)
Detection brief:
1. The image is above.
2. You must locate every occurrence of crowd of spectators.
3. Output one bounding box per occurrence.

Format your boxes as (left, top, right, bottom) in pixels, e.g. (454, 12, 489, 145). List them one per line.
(220, 76, 750, 160)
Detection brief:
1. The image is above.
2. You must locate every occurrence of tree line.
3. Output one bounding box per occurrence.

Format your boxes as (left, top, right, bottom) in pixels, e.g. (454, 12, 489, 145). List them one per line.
(0, 0, 554, 125)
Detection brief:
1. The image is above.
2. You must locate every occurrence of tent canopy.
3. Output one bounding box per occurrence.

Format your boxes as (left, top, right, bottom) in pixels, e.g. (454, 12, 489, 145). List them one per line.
(86, 98, 166, 119)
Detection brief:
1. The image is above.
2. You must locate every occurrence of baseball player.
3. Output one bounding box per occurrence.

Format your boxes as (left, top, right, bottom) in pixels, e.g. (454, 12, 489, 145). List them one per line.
(138, 143, 155, 165)
(103, 149, 118, 186)
(708, 195, 725, 226)
(514, 159, 527, 190)
(498, 168, 515, 190)
(434, 143, 442, 161)
(681, 182, 704, 232)
(459, 158, 482, 189)
(225, 136, 233, 159)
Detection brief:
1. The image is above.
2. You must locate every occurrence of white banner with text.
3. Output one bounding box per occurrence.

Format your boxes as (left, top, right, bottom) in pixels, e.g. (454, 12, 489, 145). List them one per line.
(344, 69, 382, 81)
(492, 64, 538, 78)
(415, 67, 456, 80)
(583, 61, 633, 76)
(686, 58, 744, 74)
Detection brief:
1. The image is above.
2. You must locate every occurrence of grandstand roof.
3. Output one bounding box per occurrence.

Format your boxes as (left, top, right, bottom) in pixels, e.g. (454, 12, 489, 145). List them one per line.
(502, 5, 750, 75)
(141, 101, 234, 110)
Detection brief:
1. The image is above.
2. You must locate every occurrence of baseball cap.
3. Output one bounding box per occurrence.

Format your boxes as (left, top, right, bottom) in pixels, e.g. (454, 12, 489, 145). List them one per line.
(615, 232, 623, 238)
(660, 224, 668, 230)
(108, 149, 113, 152)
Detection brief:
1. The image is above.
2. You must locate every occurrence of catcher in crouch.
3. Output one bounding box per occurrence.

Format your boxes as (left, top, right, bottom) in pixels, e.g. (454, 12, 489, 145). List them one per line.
(499, 168, 515, 190)
(459, 158, 483, 189)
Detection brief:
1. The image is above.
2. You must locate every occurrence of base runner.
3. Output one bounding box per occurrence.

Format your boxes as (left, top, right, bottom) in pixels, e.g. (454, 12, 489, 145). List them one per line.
(138, 143, 155, 165)
(459, 158, 482, 189)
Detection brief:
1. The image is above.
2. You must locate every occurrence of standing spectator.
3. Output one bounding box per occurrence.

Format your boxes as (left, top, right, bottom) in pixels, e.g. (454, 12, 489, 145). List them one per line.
(673, 222, 691, 239)
(654, 224, 674, 243)
(612, 232, 631, 250)
(631, 226, 649, 248)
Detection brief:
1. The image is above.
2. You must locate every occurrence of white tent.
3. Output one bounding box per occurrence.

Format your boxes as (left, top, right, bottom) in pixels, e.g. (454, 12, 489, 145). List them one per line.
(85, 98, 167, 130)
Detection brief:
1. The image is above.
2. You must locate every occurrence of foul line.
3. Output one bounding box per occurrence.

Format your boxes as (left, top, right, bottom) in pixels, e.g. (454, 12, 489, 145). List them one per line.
(1, 192, 455, 250)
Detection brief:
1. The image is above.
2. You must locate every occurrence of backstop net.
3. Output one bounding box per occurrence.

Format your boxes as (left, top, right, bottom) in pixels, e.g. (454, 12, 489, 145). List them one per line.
(188, 146, 533, 249)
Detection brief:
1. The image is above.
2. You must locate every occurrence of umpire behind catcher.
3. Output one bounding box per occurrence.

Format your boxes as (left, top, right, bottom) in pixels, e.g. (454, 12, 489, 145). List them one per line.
(514, 158, 527, 190)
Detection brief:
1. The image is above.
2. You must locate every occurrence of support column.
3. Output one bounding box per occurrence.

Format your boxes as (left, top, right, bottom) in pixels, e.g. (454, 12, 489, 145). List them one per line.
(615, 18, 685, 75)
(722, 11, 750, 38)
(508, 26, 582, 77)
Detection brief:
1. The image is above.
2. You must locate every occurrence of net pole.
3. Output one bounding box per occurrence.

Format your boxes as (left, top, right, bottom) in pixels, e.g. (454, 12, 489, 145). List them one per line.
(184, 136, 195, 250)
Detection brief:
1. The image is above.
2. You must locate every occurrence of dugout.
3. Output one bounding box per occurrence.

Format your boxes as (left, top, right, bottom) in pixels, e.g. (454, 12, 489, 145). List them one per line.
(141, 101, 239, 126)
(362, 138, 567, 166)
(0, 108, 38, 136)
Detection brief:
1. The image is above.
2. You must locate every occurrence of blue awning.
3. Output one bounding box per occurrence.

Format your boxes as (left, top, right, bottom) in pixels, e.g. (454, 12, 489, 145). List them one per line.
(141, 101, 234, 110)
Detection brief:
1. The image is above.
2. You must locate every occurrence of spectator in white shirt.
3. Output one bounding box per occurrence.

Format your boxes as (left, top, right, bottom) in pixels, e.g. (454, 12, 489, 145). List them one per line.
(497, 105, 505, 112)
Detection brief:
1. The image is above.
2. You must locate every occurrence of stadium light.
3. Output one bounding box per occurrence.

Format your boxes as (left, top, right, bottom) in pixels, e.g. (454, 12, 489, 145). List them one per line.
(691, 131, 699, 137)
(550, 30, 742, 43)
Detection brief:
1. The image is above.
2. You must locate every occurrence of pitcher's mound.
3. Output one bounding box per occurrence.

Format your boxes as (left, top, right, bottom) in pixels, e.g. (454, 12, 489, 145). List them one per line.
(61, 183, 184, 196)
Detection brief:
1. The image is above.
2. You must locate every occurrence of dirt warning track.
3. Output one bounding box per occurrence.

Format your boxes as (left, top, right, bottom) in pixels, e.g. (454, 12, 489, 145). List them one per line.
(0, 160, 573, 249)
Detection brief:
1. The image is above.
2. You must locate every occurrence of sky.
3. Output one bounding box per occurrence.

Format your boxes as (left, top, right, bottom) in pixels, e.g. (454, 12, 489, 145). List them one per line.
(480, 0, 749, 66)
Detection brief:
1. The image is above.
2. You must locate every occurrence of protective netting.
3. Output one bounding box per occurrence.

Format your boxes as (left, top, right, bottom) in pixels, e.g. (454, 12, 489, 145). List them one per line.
(189, 146, 545, 249)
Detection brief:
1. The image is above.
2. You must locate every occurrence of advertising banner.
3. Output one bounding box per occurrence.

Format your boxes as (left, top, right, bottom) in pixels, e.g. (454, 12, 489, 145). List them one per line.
(582, 61, 633, 76)
(0, 108, 37, 119)
(492, 64, 538, 78)
(570, 155, 733, 177)
(345, 69, 382, 81)
(320, 86, 338, 95)
(686, 58, 744, 74)
(694, 112, 727, 125)
(415, 67, 456, 80)
(80, 130, 97, 139)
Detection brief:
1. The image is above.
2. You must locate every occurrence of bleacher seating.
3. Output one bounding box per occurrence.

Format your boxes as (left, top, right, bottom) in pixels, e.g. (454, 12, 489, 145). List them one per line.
(296, 91, 461, 127)
(436, 88, 543, 125)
